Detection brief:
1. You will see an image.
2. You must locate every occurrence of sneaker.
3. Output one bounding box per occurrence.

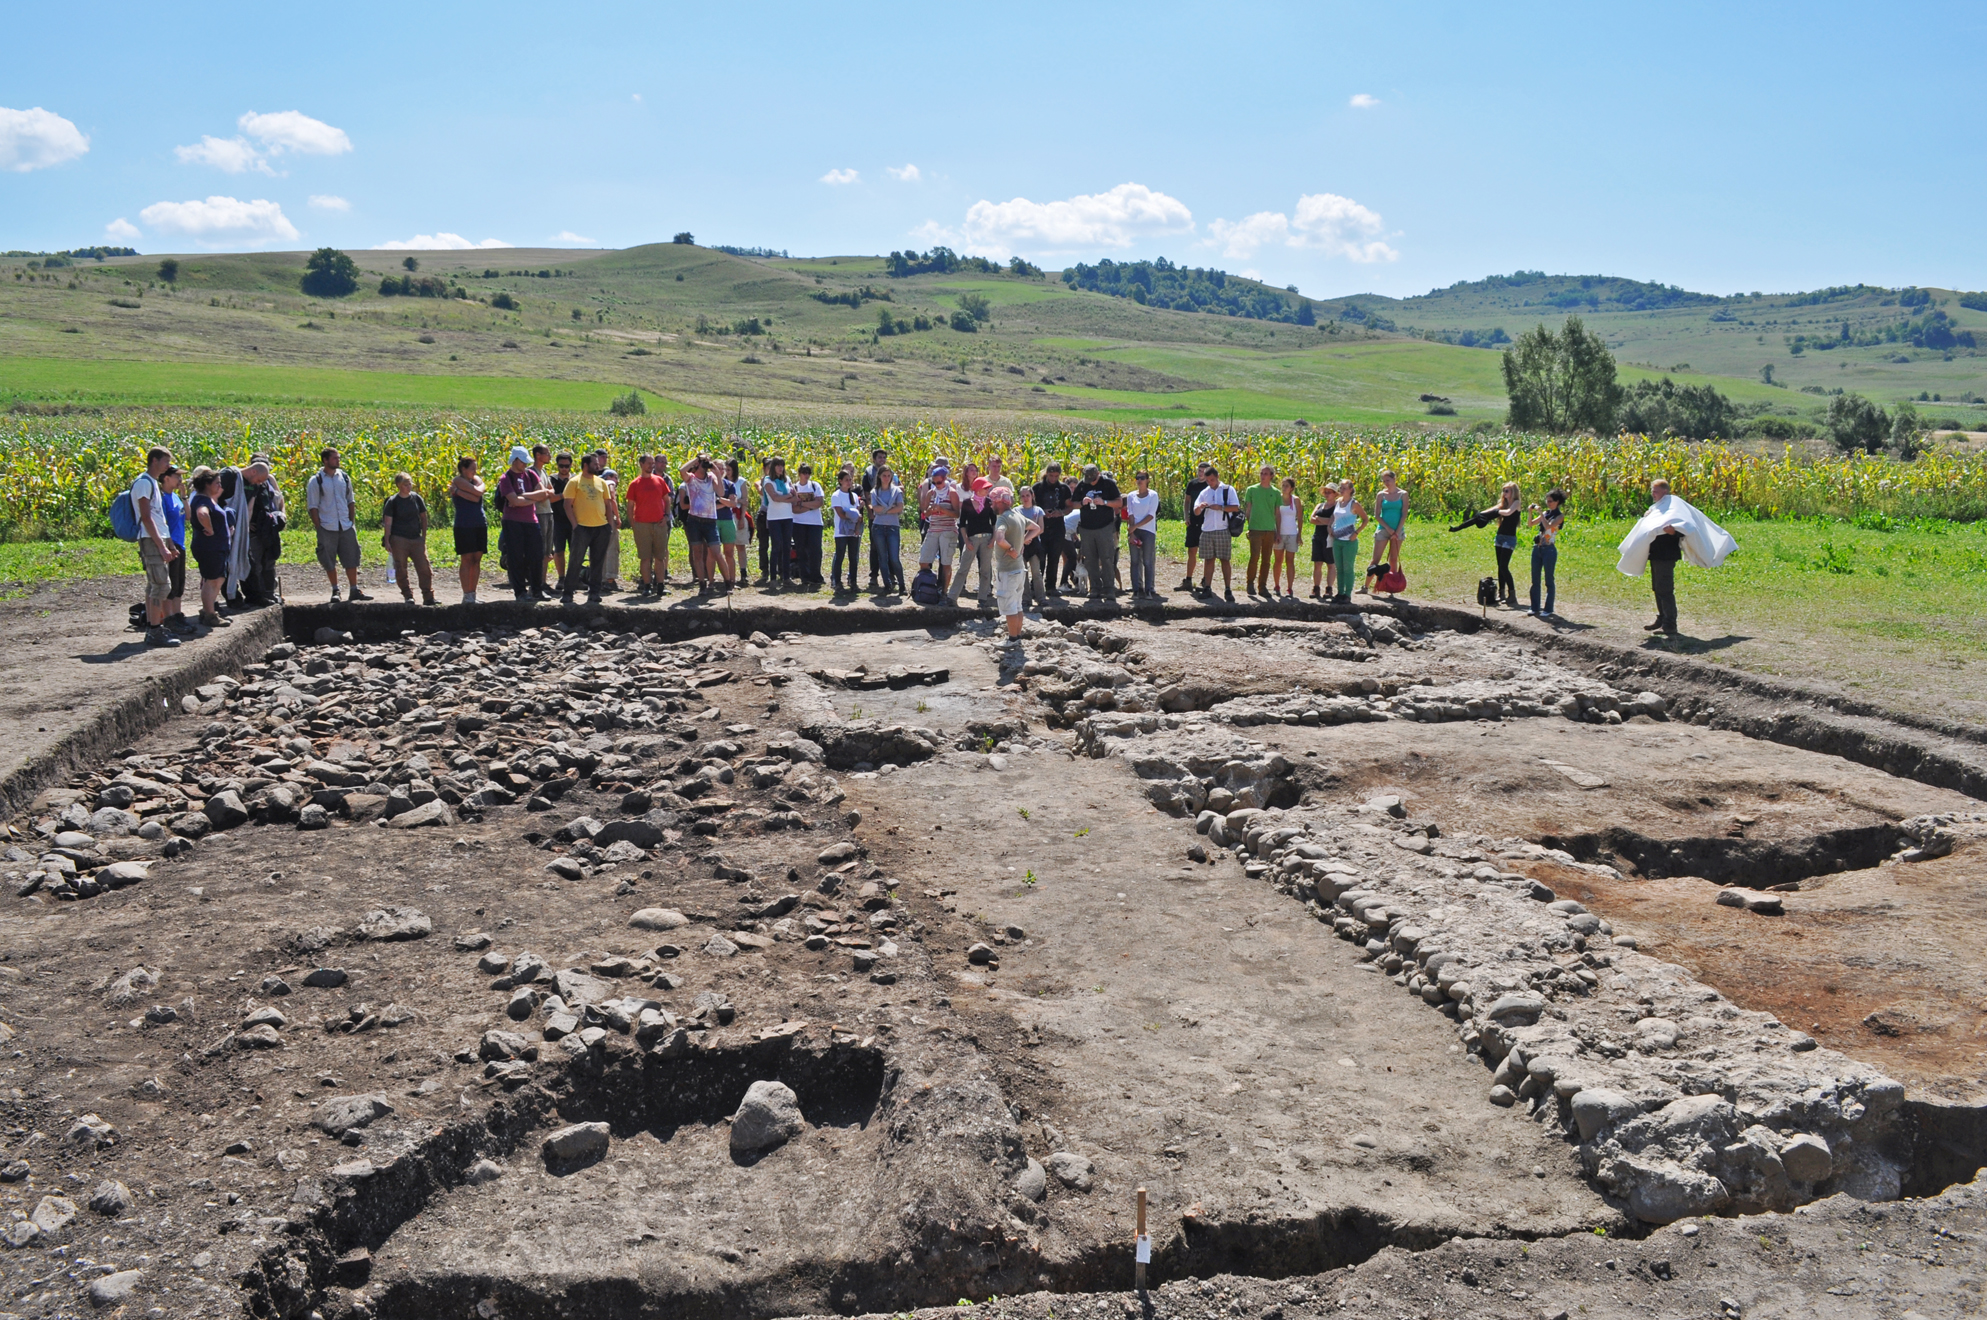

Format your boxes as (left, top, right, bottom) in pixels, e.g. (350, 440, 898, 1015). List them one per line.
(560, 595, 574, 607)
(1178, 577, 1194, 591)
(348, 589, 373, 602)
(328, 588, 341, 603)
(146, 625, 180, 648)
(166, 614, 199, 636)
(1223, 590, 1236, 603)
(462, 591, 477, 605)
(1540, 610, 1556, 619)
(423, 594, 439, 606)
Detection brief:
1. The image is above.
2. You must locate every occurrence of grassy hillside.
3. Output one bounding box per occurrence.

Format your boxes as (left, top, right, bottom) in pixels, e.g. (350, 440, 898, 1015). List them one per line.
(5, 245, 1982, 429)
(1341, 273, 1987, 426)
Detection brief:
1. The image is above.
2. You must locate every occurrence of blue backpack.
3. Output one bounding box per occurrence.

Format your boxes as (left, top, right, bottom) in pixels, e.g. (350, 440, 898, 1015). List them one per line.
(109, 485, 145, 541)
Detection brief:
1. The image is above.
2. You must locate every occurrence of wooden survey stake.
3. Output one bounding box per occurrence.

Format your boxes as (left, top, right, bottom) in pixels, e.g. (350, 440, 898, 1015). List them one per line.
(1134, 1186, 1149, 1291)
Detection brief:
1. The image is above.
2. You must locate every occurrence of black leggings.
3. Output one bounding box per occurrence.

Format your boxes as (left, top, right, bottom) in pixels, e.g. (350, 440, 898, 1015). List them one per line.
(1495, 544, 1517, 601)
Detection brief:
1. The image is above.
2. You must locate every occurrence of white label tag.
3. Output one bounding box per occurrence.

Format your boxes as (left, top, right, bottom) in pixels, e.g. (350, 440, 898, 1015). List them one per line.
(1134, 1234, 1151, 1264)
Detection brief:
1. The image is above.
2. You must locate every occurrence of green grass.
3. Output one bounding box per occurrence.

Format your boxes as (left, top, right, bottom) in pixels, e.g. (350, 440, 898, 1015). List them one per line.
(0, 358, 695, 411)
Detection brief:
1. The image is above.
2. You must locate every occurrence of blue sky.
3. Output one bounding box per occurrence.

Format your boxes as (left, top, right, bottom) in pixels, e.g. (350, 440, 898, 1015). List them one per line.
(4, 1, 1982, 300)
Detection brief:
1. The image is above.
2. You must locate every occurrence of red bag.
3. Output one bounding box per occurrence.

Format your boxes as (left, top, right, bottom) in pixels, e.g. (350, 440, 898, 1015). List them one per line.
(1377, 568, 1407, 595)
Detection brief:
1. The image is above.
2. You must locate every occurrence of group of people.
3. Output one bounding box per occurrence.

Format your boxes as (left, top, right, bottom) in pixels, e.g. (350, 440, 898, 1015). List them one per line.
(124, 443, 1715, 642)
(124, 445, 288, 648)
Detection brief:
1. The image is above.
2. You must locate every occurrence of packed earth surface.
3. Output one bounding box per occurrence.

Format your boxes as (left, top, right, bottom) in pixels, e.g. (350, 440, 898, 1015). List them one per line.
(0, 594, 1982, 1320)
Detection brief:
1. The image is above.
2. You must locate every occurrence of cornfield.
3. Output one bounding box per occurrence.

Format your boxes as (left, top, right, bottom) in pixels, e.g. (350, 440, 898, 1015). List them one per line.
(5, 407, 1984, 539)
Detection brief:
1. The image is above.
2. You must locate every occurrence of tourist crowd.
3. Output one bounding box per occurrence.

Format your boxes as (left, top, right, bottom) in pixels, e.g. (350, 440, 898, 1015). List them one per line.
(120, 443, 1703, 645)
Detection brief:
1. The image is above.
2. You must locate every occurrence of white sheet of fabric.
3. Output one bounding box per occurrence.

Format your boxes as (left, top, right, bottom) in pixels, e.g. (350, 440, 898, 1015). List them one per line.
(224, 468, 252, 598)
(1616, 494, 1737, 576)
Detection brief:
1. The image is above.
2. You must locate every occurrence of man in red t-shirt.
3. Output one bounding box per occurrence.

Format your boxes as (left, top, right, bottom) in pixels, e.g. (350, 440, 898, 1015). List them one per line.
(625, 454, 674, 597)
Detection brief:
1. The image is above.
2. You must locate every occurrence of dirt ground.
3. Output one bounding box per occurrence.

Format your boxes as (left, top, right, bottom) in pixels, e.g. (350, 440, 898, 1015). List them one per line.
(0, 591, 1981, 1319)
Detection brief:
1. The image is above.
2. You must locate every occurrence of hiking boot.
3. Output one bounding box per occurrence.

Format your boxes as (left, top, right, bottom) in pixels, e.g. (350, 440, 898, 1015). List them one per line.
(146, 625, 180, 648)
(1223, 590, 1236, 603)
(200, 609, 231, 628)
(348, 589, 373, 602)
(1643, 620, 1664, 631)
(165, 614, 199, 636)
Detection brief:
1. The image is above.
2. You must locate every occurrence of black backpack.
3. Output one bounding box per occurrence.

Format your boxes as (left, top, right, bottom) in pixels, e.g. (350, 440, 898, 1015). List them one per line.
(910, 569, 946, 606)
(1476, 577, 1498, 607)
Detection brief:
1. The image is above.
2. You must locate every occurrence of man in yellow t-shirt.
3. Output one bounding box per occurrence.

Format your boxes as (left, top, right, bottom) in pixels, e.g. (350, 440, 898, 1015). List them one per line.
(560, 448, 618, 604)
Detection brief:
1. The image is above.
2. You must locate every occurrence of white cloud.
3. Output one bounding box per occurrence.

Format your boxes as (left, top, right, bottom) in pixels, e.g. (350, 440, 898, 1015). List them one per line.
(631, 93, 642, 103)
(1348, 93, 1381, 109)
(0, 106, 89, 172)
(175, 111, 351, 175)
(104, 217, 140, 241)
(1290, 192, 1397, 262)
(1207, 191, 1398, 264)
(175, 135, 271, 174)
(552, 230, 595, 244)
(308, 194, 350, 211)
(920, 182, 1195, 259)
(238, 110, 351, 156)
(138, 196, 300, 248)
(374, 232, 512, 251)
(820, 167, 860, 185)
(1206, 211, 1291, 259)
(886, 163, 921, 182)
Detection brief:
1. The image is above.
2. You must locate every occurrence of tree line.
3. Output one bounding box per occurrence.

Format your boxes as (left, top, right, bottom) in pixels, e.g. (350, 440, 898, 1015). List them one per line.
(1062, 257, 1317, 325)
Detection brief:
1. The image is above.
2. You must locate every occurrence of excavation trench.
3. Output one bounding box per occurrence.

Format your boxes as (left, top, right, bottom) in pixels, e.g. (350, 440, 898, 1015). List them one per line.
(1537, 823, 1905, 888)
(246, 1034, 1507, 1320)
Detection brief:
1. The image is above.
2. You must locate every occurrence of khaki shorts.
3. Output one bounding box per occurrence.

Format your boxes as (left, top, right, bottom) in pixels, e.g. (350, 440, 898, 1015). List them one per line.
(995, 567, 1026, 617)
(316, 525, 361, 571)
(919, 524, 958, 564)
(632, 520, 668, 559)
(139, 539, 172, 609)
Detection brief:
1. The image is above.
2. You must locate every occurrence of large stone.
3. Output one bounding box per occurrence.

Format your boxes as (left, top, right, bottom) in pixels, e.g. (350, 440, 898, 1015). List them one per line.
(1045, 1151, 1095, 1192)
(730, 1080, 804, 1153)
(204, 790, 250, 831)
(594, 818, 665, 850)
(1622, 1157, 1731, 1224)
(1013, 1158, 1047, 1202)
(357, 907, 432, 941)
(89, 1269, 142, 1308)
(552, 968, 615, 1007)
(629, 908, 690, 931)
(31, 1195, 77, 1233)
(1779, 1132, 1834, 1183)
(384, 798, 453, 829)
(1483, 993, 1545, 1025)
(542, 1121, 611, 1164)
(87, 1180, 133, 1216)
(97, 861, 150, 889)
(314, 1093, 393, 1137)
(1570, 1088, 1641, 1141)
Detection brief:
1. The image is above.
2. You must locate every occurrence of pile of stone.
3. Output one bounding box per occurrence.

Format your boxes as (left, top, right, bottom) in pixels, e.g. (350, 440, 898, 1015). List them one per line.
(9, 626, 758, 904)
(1198, 796, 1909, 1224)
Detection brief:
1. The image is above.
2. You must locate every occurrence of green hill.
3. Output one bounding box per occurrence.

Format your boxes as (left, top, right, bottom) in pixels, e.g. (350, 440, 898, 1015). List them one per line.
(3, 243, 1983, 430)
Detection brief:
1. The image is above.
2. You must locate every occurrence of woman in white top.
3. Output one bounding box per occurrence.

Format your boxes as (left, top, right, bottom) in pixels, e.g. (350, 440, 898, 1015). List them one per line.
(788, 462, 826, 587)
(761, 457, 795, 586)
(1273, 476, 1301, 597)
(1125, 469, 1160, 599)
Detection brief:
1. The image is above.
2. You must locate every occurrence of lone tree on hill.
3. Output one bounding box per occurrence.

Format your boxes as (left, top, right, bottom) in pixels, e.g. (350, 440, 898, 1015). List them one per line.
(300, 247, 360, 298)
(672, 232, 695, 245)
(1502, 315, 1621, 433)
(402, 256, 419, 272)
(156, 258, 179, 284)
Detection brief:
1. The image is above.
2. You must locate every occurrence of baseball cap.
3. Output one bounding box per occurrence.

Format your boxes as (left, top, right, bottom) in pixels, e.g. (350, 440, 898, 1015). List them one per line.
(510, 445, 530, 464)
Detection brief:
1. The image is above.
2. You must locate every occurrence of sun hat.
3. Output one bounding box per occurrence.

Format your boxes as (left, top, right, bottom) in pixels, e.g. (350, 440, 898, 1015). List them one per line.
(510, 445, 531, 464)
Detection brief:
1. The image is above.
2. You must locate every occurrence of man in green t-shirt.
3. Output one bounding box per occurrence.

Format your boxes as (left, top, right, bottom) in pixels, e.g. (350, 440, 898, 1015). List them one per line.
(1242, 465, 1283, 596)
